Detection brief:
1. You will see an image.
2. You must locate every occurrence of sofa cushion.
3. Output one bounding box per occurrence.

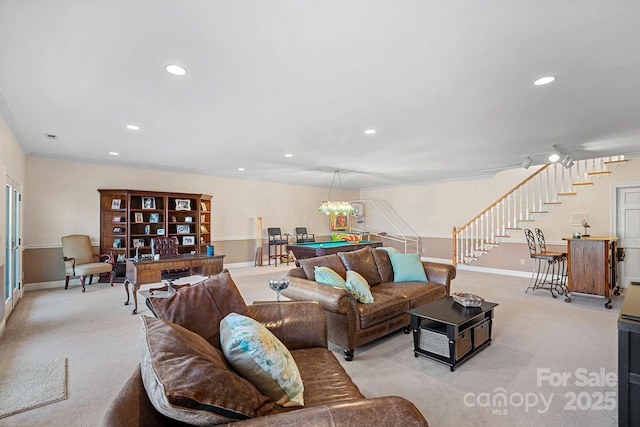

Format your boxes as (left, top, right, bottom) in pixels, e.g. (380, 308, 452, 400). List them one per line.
(220, 313, 304, 408)
(300, 254, 347, 282)
(357, 290, 411, 329)
(375, 282, 447, 309)
(388, 253, 427, 282)
(338, 248, 382, 286)
(290, 348, 365, 406)
(140, 316, 278, 425)
(146, 270, 248, 349)
(372, 249, 394, 283)
(345, 271, 374, 304)
(314, 266, 347, 288)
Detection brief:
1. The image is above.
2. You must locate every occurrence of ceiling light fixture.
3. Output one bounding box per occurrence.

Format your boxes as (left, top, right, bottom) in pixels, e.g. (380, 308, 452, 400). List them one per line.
(548, 146, 562, 162)
(521, 156, 533, 169)
(238, 167, 245, 171)
(109, 152, 119, 156)
(560, 154, 574, 169)
(165, 64, 187, 76)
(318, 170, 355, 215)
(534, 76, 556, 86)
(364, 129, 376, 135)
(126, 125, 140, 130)
(284, 153, 293, 157)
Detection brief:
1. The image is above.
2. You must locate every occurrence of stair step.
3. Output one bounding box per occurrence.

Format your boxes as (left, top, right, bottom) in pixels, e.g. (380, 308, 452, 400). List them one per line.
(604, 159, 629, 165)
(573, 181, 594, 186)
(588, 171, 612, 175)
(495, 235, 510, 238)
(505, 227, 522, 230)
(544, 201, 562, 205)
(558, 192, 577, 196)
(530, 211, 549, 214)
(519, 219, 535, 222)
(485, 242, 500, 246)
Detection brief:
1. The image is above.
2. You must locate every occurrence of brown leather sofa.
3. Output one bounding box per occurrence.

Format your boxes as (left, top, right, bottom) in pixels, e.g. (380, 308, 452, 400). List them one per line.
(282, 247, 456, 360)
(100, 271, 429, 426)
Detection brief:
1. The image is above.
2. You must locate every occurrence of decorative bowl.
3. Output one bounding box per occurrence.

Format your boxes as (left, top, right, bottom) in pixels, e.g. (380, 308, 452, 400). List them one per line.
(452, 292, 484, 307)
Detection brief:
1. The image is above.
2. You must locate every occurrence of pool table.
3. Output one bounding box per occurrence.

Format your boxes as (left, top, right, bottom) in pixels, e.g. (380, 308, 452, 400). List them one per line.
(286, 240, 383, 265)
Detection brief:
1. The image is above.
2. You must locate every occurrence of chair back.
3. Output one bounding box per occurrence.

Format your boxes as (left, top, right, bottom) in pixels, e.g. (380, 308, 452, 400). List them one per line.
(151, 237, 178, 256)
(295, 227, 307, 235)
(267, 227, 282, 237)
(61, 235, 95, 265)
(534, 228, 548, 252)
(524, 229, 538, 256)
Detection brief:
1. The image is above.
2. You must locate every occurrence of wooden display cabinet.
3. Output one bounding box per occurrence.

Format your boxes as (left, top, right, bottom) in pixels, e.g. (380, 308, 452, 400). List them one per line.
(98, 189, 212, 281)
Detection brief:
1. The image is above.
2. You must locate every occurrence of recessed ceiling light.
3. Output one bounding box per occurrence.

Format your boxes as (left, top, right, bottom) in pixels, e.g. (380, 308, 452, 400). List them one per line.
(238, 167, 245, 171)
(534, 76, 556, 86)
(284, 153, 293, 157)
(109, 152, 119, 156)
(165, 64, 187, 76)
(126, 125, 140, 130)
(364, 129, 376, 135)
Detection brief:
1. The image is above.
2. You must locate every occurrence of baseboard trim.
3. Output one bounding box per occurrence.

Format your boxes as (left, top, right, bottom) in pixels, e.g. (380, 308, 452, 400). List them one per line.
(420, 256, 531, 279)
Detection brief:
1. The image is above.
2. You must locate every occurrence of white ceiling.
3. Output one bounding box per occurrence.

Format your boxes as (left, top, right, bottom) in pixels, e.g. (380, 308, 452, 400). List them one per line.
(1, 1, 639, 189)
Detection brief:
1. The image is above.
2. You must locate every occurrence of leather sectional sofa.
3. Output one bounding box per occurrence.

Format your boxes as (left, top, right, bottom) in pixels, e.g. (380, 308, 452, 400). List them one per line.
(100, 271, 429, 426)
(283, 247, 456, 360)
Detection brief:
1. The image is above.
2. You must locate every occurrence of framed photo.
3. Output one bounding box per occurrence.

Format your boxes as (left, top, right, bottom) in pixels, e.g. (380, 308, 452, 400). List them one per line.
(111, 199, 121, 210)
(175, 199, 191, 211)
(116, 253, 126, 263)
(201, 214, 206, 222)
(113, 238, 122, 248)
(182, 236, 195, 245)
(201, 201, 207, 211)
(185, 216, 193, 222)
(176, 224, 190, 234)
(135, 212, 144, 223)
(134, 238, 145, 248)
(149, 213, 160, 223)
(157, 228, 165, 235)
(171, 216, 177, 222)
(142, 197, 156, 210)
(144, 225, 151, 235)
(200, 224, 209, 233)
(329, 212, 349, 231)
(113, 215, 121, 222)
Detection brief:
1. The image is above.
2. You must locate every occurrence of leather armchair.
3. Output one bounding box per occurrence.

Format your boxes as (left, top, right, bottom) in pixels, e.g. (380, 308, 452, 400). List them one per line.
(61, 234, 113, 292)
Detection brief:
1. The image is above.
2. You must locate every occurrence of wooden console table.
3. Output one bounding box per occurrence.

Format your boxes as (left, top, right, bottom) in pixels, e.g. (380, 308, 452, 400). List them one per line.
(564, 236, 618, 309)
(123, 254, 225, 314)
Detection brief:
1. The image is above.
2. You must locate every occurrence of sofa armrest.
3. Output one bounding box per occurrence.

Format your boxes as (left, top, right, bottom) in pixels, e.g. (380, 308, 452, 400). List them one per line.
(423, 261, 456, 296)
(229, 396, 429, 426)
(280, 276, 357, 314)
(245, 301, 328, 350)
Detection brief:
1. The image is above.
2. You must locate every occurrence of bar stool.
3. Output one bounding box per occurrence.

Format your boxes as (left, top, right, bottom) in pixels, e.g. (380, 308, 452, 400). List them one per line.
(267, 227, 290, 266)
(524, 229, 565, 298)
(535, 228, 567, 293)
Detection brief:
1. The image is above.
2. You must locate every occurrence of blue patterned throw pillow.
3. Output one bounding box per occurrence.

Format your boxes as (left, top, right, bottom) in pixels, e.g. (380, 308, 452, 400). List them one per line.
(220, 313, 304, 407)
(345, 270, 374, 304)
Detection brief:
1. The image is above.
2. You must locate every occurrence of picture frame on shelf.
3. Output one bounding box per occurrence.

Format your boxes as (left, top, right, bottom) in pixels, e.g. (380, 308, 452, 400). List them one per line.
(113, 215, 122, 222)
(112, 227, 123, 233)
(201, 201, 207, 211)
(185, 216, 193, 222)
(134, 238, 145, 248)
(182, 236, 195, 245)
(176, 224, 190, 234)
(111, 199, 122, 210)
(175, 199, 191, 211)
(157, 228, 165, 235)
(144, 225, 151, 235)
(142, 197, 156, 210)
(200, 225, 209, 233)
(149, 213, 160, 223)
(135, 212, 144, 223)
(201, 214, 206, 222)
(113, 238, 122, 248)
(171, 216, 177, 222)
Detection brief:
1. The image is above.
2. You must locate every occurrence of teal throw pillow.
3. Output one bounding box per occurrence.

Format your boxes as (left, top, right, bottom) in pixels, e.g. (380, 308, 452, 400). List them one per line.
(345, 270, 374, 304)
(314, 266, 347, 288)
(389, 252, 427, 282)
(220, 313, 304, 407)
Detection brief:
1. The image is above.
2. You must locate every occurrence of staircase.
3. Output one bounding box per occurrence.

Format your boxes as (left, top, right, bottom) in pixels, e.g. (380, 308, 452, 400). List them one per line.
(453, 156, 629, 266)
(349, 199, 420, 253)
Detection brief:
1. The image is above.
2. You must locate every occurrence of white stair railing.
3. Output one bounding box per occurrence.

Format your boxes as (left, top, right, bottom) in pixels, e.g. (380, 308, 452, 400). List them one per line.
(453, 156, 628, 266)
(349, 199, 419, 254)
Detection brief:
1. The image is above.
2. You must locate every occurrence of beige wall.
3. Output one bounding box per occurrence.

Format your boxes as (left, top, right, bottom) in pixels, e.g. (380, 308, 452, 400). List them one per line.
(22, 157, 360, 283)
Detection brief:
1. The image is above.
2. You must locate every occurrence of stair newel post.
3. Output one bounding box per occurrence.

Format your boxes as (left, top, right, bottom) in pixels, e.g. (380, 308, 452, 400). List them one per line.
(452, 227, 457, 266)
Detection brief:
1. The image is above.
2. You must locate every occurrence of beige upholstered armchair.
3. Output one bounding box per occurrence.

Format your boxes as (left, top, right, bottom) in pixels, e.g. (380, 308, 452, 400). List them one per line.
(61, 234, 114, 292)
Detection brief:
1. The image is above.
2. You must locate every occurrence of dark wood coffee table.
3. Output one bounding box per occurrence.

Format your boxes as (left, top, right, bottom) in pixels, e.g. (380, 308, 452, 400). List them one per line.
(408, 297, 498, 371)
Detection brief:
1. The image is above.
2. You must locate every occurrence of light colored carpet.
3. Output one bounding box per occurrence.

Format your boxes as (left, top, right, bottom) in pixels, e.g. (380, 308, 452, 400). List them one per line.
(0, 358, 67, 418)
(0, 265, 621, 426)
